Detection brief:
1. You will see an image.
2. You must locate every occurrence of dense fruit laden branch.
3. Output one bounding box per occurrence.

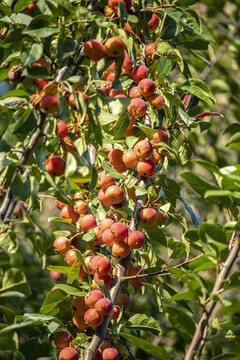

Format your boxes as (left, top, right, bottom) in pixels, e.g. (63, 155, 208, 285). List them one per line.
(83, 113, 151, 359)
(185, 235, 240, 360)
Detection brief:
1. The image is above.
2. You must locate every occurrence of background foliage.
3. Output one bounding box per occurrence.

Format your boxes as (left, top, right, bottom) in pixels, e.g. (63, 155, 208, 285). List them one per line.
(0, 0, 240, 359)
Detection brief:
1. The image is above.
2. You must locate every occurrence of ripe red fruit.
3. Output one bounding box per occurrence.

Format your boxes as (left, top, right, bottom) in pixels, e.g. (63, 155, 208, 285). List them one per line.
(139, 207, 158, 225)
(45, 155, 65, 176)
(100, 81, 113, 96)
(134, 140, 153, 160)
(110, 222, 128, 241)
(66, 249, 80, 266)
(112, 240, 131, 258)
(95, 298, 113, 315)
(118, 293, 131, 309)
(127, 231, 145, 249)
(151, 129, 169, 146)
(108, 149, 124, 167)
(84, 309, 103, 327)
(84, 39, 106, 62)
(126, 266, 146, 288)
(108, 0, 132, 12)
(122, 50, 133, 74)
(131, 65, 148, 82)
(85, 290, 104, 308)
(105, 37, 126, 57)
(148, 13, 159, 31)
(80, 214, 97, 232)
(138, 78, 156, 98)
(112, 163, 128, 173)
(102, 229, 116, 247)
(62, 135, 75, 154)
(109, 88, 125, 98)
(57, 121, 68, 138)
(148, 93, 165, 111)
(114, 94, 127, 99)
(98, 170, 116, 189)
(128, 86, 142, 99)
(122, 150, 138, 168)
(68, 92, 90, 110)
(72, 296, 89, 316)
(155, 211, 168, 226)
(54, 331, 71, 349)
(103, 62, 115, 79)
(59, 347, 79, 360)
(99, 218, 114, 232)
(84, 255, 95, 275)
(33, 78, 48, 90)
(102, 347, 120, 360)
(98, 188, 112, 206)
(93, 226, 103, 245)
(127, 98, 147, 118)
(105, 185, 124, 205)
(111, 305, 121, 320)
(54, 236, 71, 254)
(151, 149, 165, 164)
(72, 314, 89, 331)
(74, 200, 88, 215)
(55, 194, 72, 210)
(39, 93, 59, 114)
(13, 201, 28, 218)
(94, 273, 112, 286)
(90, 255, 111, 275)
(60, 205, 80, 224)
(137, 159, 156, 177)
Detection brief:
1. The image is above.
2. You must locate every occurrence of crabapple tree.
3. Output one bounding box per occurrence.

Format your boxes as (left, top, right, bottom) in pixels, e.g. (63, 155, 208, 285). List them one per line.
(0, 1, 240, 360)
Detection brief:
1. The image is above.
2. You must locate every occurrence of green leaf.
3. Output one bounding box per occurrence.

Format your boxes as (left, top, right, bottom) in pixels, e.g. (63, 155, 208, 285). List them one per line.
(54, 284, 86, 297)
(156, 42, 183, 62)
(182, 78, 215, 107)
(0, 334, 17, 351)
(0, 305, 15, 325)
(40, 289, 67, 315)
(136, 125, 157, 140)
(180, 197, 199, 229)
(23, 15, 59, 38)
(165, 305, 196, 338)
(20, 39, 43, 66)
(114, 111, 130, 138)
(0, 247, 11, 265)
(14, 0, 32, 12)
(44, 172, 73, 206)
(178, 141, 192, 164)
(179, 170, 219, 197)
(189, 255, 216, 272)
(199, 223, 227, 245)
(119, 333, 170, 360)
(167, 237, 186, 258)
(143, 225, 166, 248)
(126, 313, 162, 336)
(170, 291, 197, 301)
(135, 188, 148, 196)
(82, 229, 96, 242)
(57, 32, 76, 60)
(178, 108, 195, 127)
(225, 132, 240, 151)
(148, 58, 173, 79)
(64, 152, 77, 177)
(0, 269, 31, 297)
(211, 354, 240, 360)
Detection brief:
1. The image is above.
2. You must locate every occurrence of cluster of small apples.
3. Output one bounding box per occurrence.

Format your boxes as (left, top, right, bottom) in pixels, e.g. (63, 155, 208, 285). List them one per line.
(54, 327, 120, 359)
(105, 0, 160, 35)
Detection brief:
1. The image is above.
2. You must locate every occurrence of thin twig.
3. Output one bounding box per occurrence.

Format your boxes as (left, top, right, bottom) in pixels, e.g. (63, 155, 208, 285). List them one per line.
(184, 237, 240, 360)
(122, 254, 204, 280)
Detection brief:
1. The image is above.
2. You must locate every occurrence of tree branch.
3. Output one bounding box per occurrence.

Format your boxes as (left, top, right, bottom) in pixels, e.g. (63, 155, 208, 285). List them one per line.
(122, 254, 204, 280)
(184, 236, 240, 360)
(83, 114, 151, 360)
